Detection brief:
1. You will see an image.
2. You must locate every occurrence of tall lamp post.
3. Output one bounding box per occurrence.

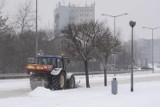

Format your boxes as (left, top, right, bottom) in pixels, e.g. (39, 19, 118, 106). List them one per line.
(35, 0, 38, 56)
(102, 13, 128, 76)
(129, 20, 136, 92)
(143, 26, 160, 73)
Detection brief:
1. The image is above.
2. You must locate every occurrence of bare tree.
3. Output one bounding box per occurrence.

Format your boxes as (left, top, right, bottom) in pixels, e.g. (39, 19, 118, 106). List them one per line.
(0, 16, 9, 35)
(0, 0, 7, 34)
(44, 23, 55, 40)
(0, 0, 6, 11)
(14, 1, 34, 34)
(62, 21, 104, 88)
(95, 27, 121, 86)
(11, 1, 35, 73)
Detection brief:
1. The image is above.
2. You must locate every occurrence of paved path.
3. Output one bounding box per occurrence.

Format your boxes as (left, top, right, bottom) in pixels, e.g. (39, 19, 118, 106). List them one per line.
(0, 89, 30, 99)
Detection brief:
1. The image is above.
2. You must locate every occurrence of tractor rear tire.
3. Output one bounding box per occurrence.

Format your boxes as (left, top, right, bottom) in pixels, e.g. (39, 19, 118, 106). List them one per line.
(67, 75, 75, 89)
(50, 71, 66, 90)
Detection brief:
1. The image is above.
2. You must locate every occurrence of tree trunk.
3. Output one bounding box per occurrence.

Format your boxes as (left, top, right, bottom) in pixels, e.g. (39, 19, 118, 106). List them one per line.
(84, 60, 90, 88)
(102, 56, 108, 86)
(104, 67, 107, 86)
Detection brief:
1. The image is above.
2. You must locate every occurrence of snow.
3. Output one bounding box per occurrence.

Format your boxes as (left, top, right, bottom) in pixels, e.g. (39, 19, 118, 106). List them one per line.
(0, 79, 29, 91)
(0, 73, 160, 107)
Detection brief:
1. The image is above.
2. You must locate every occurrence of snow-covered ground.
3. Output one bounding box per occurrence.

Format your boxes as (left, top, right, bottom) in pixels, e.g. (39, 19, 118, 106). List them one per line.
(0, 72, 160, 107)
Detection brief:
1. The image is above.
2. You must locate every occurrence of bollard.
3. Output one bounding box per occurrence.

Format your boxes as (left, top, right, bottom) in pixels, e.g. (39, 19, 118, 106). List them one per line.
(112, 77, 118, 95)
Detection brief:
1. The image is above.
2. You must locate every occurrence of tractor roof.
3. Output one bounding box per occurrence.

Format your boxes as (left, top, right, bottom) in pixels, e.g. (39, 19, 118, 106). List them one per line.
(36, 55, 67, 59)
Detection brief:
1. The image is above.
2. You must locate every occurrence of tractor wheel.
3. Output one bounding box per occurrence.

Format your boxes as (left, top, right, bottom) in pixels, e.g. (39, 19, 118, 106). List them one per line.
(67, 75, 75, 89)
(30, 74, 39, 90)
(50, 71, 66, 90)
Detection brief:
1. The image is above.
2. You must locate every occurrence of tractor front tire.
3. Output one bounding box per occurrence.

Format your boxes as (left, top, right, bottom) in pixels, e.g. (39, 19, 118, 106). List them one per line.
(50, 71, 66, 90)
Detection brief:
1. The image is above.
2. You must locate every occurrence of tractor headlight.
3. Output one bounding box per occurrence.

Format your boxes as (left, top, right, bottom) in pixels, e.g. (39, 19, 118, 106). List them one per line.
(36, 66, 44, 70)
(26, 65, 35, 70)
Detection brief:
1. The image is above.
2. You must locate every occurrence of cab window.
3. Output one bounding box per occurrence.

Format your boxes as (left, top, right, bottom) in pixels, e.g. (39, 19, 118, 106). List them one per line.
(57, 58, 62, 68)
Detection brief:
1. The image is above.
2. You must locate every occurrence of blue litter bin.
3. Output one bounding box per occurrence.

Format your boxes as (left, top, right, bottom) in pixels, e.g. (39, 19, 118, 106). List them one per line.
(112, 78, 118, 95)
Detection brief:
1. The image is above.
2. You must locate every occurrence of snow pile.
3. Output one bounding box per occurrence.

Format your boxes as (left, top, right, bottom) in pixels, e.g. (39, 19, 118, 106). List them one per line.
(29, 87, 53, 97)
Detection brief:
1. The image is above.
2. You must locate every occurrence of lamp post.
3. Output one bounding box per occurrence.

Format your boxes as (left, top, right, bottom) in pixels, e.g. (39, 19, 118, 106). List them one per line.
(102, 13, 128, 76)
(129, 21, 136, 92)
(143, 26, 160, 73)
(35, 0, 38, 56)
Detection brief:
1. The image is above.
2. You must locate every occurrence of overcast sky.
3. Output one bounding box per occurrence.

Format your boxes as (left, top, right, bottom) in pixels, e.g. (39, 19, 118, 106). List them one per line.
(2, 0, 160, 41)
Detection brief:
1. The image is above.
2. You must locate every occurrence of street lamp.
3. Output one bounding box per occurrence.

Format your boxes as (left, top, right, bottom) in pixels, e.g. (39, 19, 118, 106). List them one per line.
(36, 0, 38, 56)
(101, 13, 128, 37)
(143, 26, 160, 73)
(102, 13, 128, 76)
(129, 20, 136, 92)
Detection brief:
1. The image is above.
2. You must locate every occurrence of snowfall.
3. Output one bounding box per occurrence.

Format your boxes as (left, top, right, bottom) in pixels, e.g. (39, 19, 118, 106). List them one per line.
(1, 70, 160, 107)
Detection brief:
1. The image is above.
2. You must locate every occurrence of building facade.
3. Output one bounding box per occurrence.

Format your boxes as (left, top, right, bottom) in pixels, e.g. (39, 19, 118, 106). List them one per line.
(135, 39, 160, 64)
(54, 2, 95, 31)
(135, 58, 148, 67)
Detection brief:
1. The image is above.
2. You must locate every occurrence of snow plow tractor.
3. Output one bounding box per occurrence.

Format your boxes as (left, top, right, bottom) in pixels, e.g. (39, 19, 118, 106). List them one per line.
(26, 56, 75, 90)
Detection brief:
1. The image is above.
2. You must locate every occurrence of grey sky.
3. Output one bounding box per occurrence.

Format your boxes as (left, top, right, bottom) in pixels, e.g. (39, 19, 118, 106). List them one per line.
(2, 0, 160, 41)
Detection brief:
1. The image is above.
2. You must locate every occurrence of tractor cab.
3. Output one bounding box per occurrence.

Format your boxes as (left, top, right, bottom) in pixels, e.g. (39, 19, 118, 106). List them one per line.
(36, 56, 66, 70)
(26, 56, 69, 74)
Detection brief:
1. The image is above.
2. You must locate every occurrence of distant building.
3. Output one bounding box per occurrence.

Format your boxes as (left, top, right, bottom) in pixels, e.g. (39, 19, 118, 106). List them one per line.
(54, 2, 95, 31)
(135, 39, 160, 63)
(135, 58, 148, 67)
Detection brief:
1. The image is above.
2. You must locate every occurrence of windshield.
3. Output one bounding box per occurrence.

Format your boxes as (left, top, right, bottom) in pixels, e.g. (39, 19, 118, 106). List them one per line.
(37, 57, 56, 65)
